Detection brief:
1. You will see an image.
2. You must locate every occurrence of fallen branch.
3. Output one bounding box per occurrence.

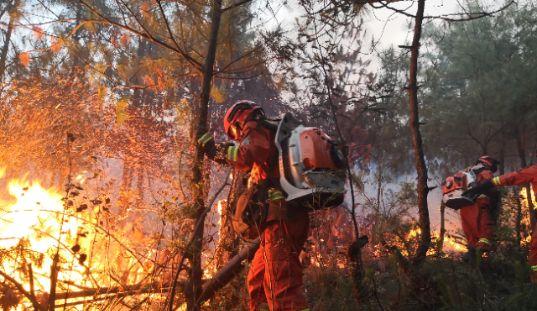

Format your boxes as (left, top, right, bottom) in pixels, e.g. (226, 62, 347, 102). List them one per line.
(50, 240, 259, 304)
(199, 239, 259, 303)
(53, 280, 186, 301)
(0, 269, 43, 310)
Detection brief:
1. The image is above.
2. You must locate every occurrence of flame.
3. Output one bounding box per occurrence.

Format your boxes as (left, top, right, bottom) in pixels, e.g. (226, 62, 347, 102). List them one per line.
(0, 167, 152, 308)
(519, 186, 535, 247)
(247, 164, 265, 188)
(1, 179, 67, 249)
(203, 199, 226, 279)
(0, 177, 84, 293)
(520, 186, 537, 209)
(216, 199, 224, 225)
(403, 227, 465, 255)
(443, 235, 466, 253)
(73, 171, 89, 185)
(406, 228, 420, 239)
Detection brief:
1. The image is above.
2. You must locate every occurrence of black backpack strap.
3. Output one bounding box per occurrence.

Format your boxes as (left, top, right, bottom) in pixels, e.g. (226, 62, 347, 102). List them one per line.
(258, 118, 280, 131)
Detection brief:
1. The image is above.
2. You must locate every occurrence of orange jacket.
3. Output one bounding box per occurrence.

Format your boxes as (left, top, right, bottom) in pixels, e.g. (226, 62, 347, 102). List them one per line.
(493, 164, 537, 269)
(207, 120, 279, 185)
(493, 164, 537, 193)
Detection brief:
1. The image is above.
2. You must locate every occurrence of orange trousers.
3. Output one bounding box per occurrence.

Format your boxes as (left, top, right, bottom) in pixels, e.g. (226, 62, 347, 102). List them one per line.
(460, 198, 494, 251)
(246, 205, 309, 311)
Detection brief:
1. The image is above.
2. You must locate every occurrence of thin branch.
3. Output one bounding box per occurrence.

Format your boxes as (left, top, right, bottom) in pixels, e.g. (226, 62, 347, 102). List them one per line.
(370, 1, 415, 18)
(155, 0, 190, 61)
(0, 270, 43, 310)
(428, 0, 515, 22)
(166, 174, 230, 309)
(371, 0, 515, 22)
(54, 281, 182, 300)
(214, 46, 262, 75)
(77, 0, 202, 70)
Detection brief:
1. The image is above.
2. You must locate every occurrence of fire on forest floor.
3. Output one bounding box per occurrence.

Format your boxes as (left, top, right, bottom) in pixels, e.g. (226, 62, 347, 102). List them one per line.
(0, 167, 156, 309)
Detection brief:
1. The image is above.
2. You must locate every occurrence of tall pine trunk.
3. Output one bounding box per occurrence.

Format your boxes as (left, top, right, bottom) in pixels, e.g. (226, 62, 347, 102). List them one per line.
(437, 201, 446, 254)
(407, 0, 430, 264)
(0, 0, 18, 83)
(185, 1, 223, 310)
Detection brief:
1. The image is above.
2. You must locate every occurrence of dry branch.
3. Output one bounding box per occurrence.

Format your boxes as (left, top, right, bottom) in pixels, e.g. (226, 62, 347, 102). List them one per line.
(371, 0, 515, 22)
(199, 239, 259, 303)
(77, 0, 202, 70)
(49, 240, 258, 304)
(53, 281, 185, 301)
(0, 270, 43, 310)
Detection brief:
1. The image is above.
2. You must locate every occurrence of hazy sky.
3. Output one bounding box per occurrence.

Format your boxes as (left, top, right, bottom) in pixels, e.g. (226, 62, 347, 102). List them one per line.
(262, 1, 519, 64)
(363, 0, 515, 50)
(259, 1, 520, 231)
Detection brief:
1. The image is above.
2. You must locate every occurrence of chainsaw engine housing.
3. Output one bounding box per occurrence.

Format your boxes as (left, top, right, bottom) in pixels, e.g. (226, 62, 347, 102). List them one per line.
(275, 113, 346, 209)
(442, 170, 477, 209)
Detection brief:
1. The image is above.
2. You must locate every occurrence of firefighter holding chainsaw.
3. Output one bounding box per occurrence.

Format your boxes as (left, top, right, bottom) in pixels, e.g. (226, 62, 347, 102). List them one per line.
(464, 163, 537, 283)
(198, 101, 310, 311)
(459, 156, 500, 261)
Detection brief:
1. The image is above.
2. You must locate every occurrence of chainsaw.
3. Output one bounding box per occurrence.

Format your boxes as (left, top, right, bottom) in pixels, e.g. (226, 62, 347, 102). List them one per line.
(441, 167, 479, 209)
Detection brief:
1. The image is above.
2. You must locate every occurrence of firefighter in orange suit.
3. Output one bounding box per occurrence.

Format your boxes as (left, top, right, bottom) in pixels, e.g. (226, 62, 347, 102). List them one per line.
(460, 156, 500, 260)
(465, 163, 537, 282)
(198, 100, 309, 311)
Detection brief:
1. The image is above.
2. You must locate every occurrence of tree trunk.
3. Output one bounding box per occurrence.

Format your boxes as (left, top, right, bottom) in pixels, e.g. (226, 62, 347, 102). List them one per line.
(407, 0, 430, 264)
(0, 0, 17, 83)
(437, 201, 446, 254)
(48, 253, 60, 311)
(184, 1, 223, 310)
(376, 156, 383, 212)
(200, 240, 259, 303)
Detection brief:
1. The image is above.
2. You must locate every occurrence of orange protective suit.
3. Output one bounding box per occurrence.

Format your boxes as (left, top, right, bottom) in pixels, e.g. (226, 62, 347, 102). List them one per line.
(247, 202, 309, 311)
(203, 120, 309, 311)
(493, 164, 537, 268)
(460, 169, 497, 251)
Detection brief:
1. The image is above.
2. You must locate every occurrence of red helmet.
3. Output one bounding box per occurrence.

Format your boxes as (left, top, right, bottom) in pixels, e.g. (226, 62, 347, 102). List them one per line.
(477, 155, 499, 172)
(223, 100, 263, 140)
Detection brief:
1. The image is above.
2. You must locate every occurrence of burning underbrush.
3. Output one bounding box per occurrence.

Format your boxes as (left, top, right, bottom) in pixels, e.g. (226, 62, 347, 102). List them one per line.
(0, 167, 162, 309)
(0, 152, 526, 310)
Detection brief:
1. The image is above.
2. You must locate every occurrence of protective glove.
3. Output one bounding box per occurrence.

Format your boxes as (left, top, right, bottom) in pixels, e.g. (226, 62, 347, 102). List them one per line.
(198, 132, 213, 147)
(198, 132, 236, 162)
(462, 180, 495, 200)
(197, 132, 216, 157)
